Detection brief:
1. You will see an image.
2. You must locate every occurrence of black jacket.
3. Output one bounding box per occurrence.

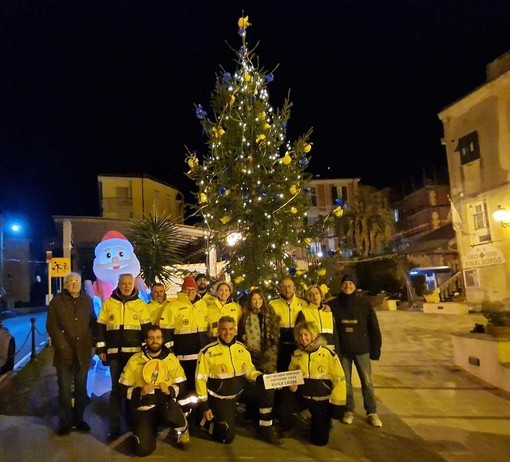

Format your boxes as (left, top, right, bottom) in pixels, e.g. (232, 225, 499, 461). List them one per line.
(46, 290, 96, 369)
(330, 292, 382, 359)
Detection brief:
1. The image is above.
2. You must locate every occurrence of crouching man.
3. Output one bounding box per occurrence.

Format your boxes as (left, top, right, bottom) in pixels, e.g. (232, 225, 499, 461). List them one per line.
(196, 315, 281, 445)
(119, 325, 190, 456)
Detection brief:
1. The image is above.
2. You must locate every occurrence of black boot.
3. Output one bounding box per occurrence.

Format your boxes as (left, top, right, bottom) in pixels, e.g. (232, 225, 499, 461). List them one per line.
(258, 426, 282, 445)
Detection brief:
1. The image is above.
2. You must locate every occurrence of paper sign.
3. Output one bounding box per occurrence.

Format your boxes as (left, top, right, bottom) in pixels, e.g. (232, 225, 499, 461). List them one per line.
(262, 370, 304, 390)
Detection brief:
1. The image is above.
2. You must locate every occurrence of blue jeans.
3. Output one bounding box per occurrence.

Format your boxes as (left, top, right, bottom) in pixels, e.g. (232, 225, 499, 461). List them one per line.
(56, 363, 90, 429)
(339, 353, 377, 415)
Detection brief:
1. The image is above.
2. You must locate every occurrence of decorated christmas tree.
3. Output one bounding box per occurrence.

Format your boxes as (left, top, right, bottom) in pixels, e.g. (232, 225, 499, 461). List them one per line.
(186, 15, 317, 297)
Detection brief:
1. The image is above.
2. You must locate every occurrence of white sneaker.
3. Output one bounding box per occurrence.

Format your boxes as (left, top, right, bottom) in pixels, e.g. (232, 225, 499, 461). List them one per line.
(342, 411, 354, 425)
(367, 413, 382, 428)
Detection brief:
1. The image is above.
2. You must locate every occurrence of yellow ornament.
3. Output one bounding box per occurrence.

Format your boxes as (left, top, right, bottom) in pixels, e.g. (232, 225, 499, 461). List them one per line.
(199, 193, 208, 204)
(282, 152, 292, 165)
(212, 126, 225, 139)
(333, 206, 344, 217)
(320, 284, 329, 296)
(304, 237, 312, 245)
(229, 95, 235, 105)
(304, 143, 312, 153)
(258, 111, 266, 120)
(244, 73, 251, 82)
(220, 216, 231, 225)
(289, 184, 299, 195)
(290, 207, 298, 214)
(234, 276, 245, 284)
(263, 122, 271, 131)
(238, 16, 251, 29)
(256, 134, 266, 143)
(317, 268, 326, 277)
(187, 155, 198, 169)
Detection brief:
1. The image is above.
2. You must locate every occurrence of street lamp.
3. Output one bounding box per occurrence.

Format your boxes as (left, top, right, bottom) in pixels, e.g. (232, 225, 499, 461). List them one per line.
(492, 205, 510, 228)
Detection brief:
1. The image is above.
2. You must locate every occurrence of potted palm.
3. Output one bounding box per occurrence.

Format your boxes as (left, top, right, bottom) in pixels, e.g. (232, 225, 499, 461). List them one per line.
(481, 300, 510, 337)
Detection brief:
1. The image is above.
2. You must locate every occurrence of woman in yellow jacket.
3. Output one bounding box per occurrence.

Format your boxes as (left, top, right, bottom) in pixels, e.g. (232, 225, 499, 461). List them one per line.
(295, 285, 340, 352)
(279, 320, 346, 446)
(206, 281, 242, 339)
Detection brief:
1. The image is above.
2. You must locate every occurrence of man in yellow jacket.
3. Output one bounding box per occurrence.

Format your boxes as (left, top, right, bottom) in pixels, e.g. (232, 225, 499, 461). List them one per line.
(196, 316, 281, 445)
(96, 273, 151, 440)
(119, 325, 189, 455)
(268, 277, 308, 372)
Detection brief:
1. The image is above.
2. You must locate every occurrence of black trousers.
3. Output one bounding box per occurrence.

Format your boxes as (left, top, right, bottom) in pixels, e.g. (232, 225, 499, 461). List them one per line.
(278, 388, 332, 446)
(132, 397, 187, 456)
(202, 381, 276, 443)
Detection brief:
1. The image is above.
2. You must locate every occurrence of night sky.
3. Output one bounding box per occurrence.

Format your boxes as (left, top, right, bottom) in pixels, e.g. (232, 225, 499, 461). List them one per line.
(1, 1, 510, 237)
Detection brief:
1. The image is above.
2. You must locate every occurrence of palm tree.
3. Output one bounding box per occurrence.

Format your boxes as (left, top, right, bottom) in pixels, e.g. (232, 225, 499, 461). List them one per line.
(129, 214, 188, 287)
(337, 185, 394, 258)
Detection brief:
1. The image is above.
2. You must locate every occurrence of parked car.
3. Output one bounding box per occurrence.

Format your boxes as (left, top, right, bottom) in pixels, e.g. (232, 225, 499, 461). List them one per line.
(0, 321, 15, 374)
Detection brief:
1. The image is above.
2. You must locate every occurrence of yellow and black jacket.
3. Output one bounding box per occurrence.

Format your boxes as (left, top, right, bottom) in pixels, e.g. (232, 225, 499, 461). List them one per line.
(296, 303, 340, 352)
(289, 336, 346, 407)
(96, 287, 151, 362)
(269, 295, 308, 345)
(205, 295, 242, 338)
(159, 291, 209, 361)
(196, 337, 261, 411)
(119, 344, 187, 409)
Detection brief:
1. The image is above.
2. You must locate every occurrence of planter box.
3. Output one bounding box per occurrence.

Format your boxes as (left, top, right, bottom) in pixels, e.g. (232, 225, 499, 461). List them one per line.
(423, 302, 469, 314)
(452, 332, 510, 392)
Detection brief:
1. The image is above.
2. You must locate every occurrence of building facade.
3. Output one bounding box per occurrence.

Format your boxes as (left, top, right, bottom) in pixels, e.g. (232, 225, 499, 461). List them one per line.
(438, 51, 510, 305)
(98, 173, 185, 222)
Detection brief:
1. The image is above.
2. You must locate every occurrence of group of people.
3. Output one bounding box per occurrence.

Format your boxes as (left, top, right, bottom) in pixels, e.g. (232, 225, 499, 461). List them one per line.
(46, 270, 383, 455)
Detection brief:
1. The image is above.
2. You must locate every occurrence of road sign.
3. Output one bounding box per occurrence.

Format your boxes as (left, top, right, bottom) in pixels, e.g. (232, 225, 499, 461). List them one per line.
(50, 258, 71, 277)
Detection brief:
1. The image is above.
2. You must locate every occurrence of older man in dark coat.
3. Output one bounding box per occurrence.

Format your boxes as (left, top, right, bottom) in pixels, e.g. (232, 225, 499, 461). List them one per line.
(46, 272, 96, 435)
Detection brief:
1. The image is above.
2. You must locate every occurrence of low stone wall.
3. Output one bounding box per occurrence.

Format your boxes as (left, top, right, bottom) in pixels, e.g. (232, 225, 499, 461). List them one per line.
(452, 332, 510, 392)
(423, 302, 469, 314)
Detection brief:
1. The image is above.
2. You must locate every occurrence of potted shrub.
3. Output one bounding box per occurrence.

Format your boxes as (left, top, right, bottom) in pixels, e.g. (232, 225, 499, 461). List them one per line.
(481, 300, 510, 337)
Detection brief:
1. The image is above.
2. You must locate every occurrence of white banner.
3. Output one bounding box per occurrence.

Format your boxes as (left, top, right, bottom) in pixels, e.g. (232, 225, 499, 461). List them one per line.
(262, 370, 304, 390)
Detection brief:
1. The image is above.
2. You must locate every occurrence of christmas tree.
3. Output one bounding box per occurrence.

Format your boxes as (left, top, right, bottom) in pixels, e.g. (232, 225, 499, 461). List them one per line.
(186, 15, 316, 297)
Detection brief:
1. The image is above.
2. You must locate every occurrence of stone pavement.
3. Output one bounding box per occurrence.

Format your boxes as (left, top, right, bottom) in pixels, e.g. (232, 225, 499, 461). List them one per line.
(1, 309, 510, 462)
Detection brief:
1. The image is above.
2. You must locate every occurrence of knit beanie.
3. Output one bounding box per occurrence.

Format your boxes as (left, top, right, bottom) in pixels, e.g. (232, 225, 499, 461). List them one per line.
(341, 274, 357, 286)
(182, 276, 198, 290)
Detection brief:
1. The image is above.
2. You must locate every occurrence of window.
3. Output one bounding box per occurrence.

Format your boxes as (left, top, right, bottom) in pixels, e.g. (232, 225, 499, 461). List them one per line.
(455, 131, 480, 165)
(470, 200, 491, 245)
(310, 187, 317, 206)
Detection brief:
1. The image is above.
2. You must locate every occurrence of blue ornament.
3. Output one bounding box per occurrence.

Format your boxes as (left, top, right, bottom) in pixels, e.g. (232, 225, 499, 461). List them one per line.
(289, 266, 297, 275)
(334, 198, 343, 205)
(221, 73, 231, 84)
(259, 189, 267, 197)
(219, 187, 227, 196)
(243, 194, 249, 202)
(328, 249, 336, 257)
(299, 157, 309, 166)
(195, 104, 207, 120)
(265, 73, 274, 83)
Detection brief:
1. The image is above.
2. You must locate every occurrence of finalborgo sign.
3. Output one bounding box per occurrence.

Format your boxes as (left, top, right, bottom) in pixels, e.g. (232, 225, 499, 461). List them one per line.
(463, 244, 506, 269)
